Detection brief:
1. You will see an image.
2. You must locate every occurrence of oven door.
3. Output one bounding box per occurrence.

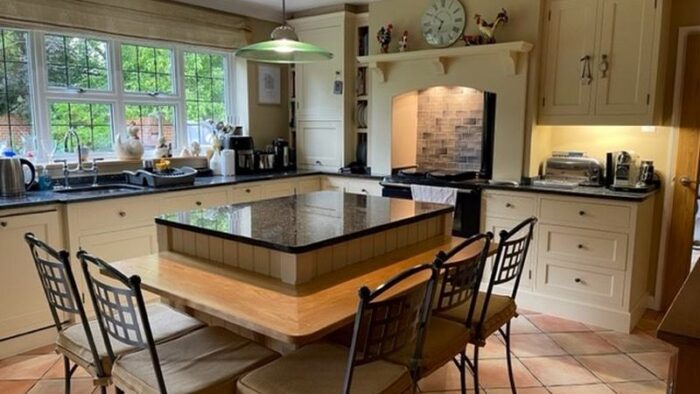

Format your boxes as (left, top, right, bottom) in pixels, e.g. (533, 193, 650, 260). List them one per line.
(381, 183, 481, 237)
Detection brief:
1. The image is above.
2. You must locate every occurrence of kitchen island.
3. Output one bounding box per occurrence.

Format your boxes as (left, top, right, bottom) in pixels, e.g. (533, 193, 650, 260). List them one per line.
(155, 191, 454, 284)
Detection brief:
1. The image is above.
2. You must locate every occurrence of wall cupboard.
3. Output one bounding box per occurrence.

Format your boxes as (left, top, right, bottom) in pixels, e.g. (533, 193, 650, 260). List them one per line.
(539, 0, 666, 125)
(481, 190, 655, 332)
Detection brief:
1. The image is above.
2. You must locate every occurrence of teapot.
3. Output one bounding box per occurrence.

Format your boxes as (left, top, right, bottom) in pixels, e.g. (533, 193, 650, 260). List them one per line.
(115, 124, 144, 161)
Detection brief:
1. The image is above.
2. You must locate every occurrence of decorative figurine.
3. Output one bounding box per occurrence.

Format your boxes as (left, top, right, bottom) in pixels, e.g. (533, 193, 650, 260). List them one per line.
(115, 123, 144, 161)
(399, 31, 408, 52)
(474, 8, 509, 44)
(154, 133, 170, 158)
(190, 141, 201, 157)
(377, 23, 393, 54)
(179, 147, 192, 157)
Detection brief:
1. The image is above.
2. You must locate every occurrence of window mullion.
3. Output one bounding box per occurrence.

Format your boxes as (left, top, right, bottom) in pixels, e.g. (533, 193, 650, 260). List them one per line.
(174, 47, 187, 149)
(32, 31, 52, 157)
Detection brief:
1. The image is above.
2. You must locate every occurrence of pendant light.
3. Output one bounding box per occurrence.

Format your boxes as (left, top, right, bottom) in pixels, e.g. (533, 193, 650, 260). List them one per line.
(235, 0, 334, 64)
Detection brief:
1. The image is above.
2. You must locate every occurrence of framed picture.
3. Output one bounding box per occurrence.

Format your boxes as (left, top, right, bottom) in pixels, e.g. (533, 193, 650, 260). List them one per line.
(258, 64, 281, 105)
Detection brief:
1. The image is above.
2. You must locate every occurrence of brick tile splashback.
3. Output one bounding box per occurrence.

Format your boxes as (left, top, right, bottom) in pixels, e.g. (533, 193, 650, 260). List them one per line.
(416, 86, 484, 171)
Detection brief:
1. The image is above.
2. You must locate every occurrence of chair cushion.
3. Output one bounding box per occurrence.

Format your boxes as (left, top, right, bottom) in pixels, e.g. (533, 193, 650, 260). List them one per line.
(435, 293, 517, 344)
(384, 316, 471, 377)
(112, 326, 279, 394)
(56, 303, 205, 376)
(237, 343, 412, 394)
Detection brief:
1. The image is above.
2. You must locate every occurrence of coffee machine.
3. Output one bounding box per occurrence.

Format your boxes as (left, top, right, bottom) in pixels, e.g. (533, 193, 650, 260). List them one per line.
(272, 138, 295, 170)
(224, 136, 255, 174)
(609, 151, 640, 188)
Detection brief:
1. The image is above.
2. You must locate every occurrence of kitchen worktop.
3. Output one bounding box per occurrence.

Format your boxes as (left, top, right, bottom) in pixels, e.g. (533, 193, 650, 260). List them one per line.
(0, 170, 383, 211)
(483, 183, 658, 201)
(156, 190, 453, 253)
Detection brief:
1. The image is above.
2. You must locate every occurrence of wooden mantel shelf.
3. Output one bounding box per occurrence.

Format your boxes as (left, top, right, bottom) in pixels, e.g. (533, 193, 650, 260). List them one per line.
(357, 41, 534, 82)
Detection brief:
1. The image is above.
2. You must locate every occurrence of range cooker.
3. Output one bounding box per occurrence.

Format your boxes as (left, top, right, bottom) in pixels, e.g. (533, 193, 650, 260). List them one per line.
(380, 168, 485, 238)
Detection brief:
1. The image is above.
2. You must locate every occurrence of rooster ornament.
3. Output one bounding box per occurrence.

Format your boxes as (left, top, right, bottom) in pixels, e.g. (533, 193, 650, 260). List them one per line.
(377, 24, 393, 54)
(474, 8, 509, 44)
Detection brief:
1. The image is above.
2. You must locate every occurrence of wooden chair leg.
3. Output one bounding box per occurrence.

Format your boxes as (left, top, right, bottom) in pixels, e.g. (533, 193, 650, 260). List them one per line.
(503, 321, 517, 394)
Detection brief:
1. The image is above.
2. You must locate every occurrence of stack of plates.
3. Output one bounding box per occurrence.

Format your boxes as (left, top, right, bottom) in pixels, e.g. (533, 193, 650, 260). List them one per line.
(356, 101, 368, 129)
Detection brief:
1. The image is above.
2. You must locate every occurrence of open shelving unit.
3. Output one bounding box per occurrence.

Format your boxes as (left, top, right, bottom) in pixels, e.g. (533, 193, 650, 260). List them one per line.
(355, 13, 370, 165)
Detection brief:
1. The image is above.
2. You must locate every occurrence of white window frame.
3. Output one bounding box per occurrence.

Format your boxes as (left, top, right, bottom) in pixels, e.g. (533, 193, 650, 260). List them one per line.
(5, 25, 236, 161)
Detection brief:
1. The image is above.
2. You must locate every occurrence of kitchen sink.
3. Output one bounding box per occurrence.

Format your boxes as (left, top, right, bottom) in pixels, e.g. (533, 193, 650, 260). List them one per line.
(54, 184, 146, 196)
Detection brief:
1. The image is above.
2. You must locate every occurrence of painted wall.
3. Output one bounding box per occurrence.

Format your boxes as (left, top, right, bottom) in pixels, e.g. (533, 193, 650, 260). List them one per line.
(391, 91, 418, 168)
(245, 19, 290, 147)
(368, 0, 545, 177)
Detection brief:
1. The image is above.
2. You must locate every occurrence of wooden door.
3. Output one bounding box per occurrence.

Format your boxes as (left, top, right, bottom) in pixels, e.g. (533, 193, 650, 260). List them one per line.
(540, 0, 598, 117)
(662, 34, 700, 309)
(0, 210, 62, 339)
(594, 0, 656, 115)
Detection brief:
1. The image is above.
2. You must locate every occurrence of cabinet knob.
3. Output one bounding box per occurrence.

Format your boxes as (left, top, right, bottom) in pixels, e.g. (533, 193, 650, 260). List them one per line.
(195, 201, 202, 206)
(577, 244, 584, 249)
(578, 210, 586, 216)
(118, 211, 127, 217)
(0, 221, 6, 228)
(361, 189, 369, 194)
(505, 202, 513, 208)
(574, 278, 583, 284)
(315, 160, 323, 166)
(245, 189, 251, 193)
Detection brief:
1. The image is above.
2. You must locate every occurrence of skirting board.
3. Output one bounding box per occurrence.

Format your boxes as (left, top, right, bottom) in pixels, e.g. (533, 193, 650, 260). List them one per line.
(0, 327, 56, 359)
(514, 289, 650, 333)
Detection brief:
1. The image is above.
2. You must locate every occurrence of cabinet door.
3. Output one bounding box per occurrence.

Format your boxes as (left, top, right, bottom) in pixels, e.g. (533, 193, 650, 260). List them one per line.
(297, 121, 342, 170)
(594, 0, 656, 115)
(296, 177, 322, 194)
(322, 176, 346, 192)
(344, 179, 382, 196)
(295, 23, 343, 121)
(0, 211, 62, 339)
(541, 0, 598, 117)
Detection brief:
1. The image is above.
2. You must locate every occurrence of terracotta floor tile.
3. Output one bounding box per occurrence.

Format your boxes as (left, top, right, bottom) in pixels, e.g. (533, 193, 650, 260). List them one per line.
(598, 331, 674, 353)
(576, 354, 656, 383)
(516, 308, 541, 316)
(0, 380, 36, 394)
(477, 358, 541, 389)
(418, 362, 475, 392)
(0, 355, 60, 380)
(627, 352, 673, 380)
(510, 333, 567, 358)
(548, 383, 614, 393)
(549, 332, 619, 355)
(510, 316, 541, 334)
(527, 315, 590, 333)
(476, 336, 508, 359)
(520, 356, 599, 386)
(28, 378, 95, 394)
(42, 358, 91, 379)
(486, 387, 549, 394)
(608, 380, 667, 394)
(584, 323, 613, 332)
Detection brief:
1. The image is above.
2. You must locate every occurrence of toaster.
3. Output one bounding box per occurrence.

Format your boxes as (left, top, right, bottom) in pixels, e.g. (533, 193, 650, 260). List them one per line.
(541, 155, 603, 186)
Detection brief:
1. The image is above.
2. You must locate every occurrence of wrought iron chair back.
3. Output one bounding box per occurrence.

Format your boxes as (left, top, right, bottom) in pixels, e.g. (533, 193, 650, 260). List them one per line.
(478, 217, 538, 331)
(78, 251, 168, 394)
(432, 233, 493, 331)
(343, 263, 438, 394)
(24, 233, 107, 378)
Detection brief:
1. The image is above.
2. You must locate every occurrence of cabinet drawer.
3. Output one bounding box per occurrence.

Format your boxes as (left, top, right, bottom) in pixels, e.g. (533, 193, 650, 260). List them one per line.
(262, 181, 296, 199)
(76, 196, 158, 232)
(537, 260, 624, 308)
(345, 180, 382, 196)
(540, 198, 631, 230)
(230, 184, 263, 203)
(483, 192, 537, 220)
(163, 189, 228, 213)
(296, 177, 321, 194)
(322, 177, 346, 192)
(539, 225, 628, 270)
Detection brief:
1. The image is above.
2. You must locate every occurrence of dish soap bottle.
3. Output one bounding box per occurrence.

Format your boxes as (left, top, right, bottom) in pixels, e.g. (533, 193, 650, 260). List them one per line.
(37, 165, 53, 191)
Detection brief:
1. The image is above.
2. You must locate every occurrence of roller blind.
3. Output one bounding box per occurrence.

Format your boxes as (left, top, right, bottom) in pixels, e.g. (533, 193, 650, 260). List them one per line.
(0, 0, 252, 49)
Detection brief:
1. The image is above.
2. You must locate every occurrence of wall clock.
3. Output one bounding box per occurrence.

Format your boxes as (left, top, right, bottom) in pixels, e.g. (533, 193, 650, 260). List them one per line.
(421, 0, 466, 47)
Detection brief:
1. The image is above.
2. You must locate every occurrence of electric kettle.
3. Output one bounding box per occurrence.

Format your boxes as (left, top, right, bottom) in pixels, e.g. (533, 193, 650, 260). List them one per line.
(0, 157, 36, 197)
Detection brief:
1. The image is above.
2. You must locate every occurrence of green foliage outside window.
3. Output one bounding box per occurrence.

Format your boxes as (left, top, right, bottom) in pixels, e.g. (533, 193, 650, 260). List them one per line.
(122, 44, 174, 95)
(0, 29, 32, 150)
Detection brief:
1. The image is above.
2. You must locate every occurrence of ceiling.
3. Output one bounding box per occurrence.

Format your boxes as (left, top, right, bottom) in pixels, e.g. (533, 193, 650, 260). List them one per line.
(175, 0, 378, 22)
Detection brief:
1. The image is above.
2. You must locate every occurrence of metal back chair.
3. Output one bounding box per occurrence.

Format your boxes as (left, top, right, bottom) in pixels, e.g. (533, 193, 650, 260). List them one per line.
(78, 251, 167, 394)
(343, 263, 438, 394)
(24, 233, 108, 387)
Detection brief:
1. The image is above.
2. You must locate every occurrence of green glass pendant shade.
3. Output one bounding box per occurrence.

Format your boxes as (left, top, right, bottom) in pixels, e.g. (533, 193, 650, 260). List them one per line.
(236, 38, 334, 64)
(235, 2, 333, 64)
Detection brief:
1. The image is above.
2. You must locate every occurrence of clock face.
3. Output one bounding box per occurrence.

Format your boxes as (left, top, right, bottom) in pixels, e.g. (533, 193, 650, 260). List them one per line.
(421, 0, 466, 47)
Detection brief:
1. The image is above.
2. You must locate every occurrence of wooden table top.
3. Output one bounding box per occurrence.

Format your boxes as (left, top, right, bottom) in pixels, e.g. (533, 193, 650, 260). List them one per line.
(111, 237, 495, 345)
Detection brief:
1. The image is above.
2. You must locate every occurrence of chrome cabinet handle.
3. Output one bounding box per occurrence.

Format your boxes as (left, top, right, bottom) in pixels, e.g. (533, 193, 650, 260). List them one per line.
(600, 54, 609, 78)
(580, 55, 593, 85)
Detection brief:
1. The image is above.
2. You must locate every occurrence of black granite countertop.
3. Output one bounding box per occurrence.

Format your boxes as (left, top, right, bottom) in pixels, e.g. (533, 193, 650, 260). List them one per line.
(0, 170, 384, 211)
(483, 183, 658, 201)
(156, 191, 454, 253)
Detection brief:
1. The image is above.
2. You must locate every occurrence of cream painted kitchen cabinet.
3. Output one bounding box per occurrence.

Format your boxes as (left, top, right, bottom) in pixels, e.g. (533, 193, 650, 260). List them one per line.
(321, 176, 382, 196)
(539, 0, 666, 125)
(0, 208, 63, 340)
(289, 12, 357, 170)
(481, 189, 655, 332)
